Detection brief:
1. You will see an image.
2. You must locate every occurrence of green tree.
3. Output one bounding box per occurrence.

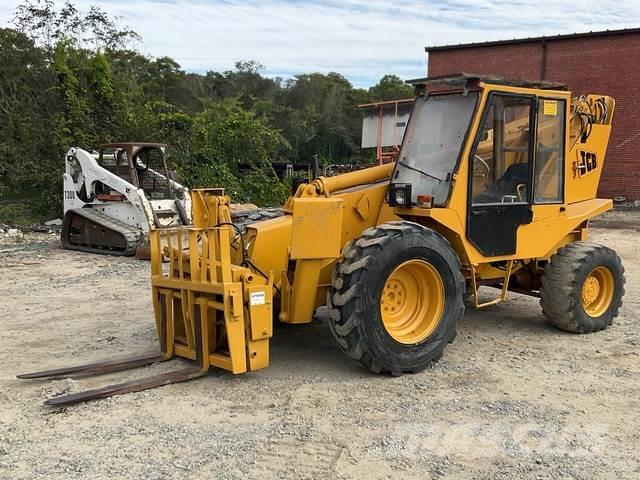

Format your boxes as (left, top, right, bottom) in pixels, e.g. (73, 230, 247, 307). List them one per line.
(0, 28, 58, 218)
(368, 74, 414, 102)
(1, 0, 413, 223)
(13, 0, 139, 52)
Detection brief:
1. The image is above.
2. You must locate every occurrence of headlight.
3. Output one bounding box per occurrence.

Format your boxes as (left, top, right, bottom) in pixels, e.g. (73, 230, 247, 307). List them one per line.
(388, 183, 412, 208)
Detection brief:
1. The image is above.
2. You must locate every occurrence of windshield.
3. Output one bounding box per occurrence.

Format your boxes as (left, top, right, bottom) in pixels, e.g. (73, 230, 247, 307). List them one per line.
(393, 92, 478, 205)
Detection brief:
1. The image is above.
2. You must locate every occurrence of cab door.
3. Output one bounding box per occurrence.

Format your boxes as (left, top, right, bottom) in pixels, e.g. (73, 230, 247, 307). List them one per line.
(467, 93, 535, 257)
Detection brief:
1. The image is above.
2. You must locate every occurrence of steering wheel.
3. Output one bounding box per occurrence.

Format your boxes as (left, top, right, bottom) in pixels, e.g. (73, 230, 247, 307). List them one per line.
(473, 155, 491, 178)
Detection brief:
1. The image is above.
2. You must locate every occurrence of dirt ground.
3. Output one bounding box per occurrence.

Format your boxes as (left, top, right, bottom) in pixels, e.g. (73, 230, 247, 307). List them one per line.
(0, 211, 638, 479)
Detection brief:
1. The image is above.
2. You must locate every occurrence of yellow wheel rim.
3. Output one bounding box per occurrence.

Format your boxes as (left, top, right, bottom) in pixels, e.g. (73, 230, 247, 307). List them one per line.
(380, 259, 445, 345)
(582, 266, 614, 317)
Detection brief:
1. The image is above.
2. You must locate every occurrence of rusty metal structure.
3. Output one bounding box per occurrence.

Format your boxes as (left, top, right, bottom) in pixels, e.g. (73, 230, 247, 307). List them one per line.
(359, 98, 414, 164)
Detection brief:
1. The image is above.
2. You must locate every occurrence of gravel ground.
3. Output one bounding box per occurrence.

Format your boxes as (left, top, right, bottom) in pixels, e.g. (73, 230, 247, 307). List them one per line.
(0, 210, 638, 479)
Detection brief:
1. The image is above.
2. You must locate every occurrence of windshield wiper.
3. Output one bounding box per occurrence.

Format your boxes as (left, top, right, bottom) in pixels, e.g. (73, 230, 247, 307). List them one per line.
(398, 160, 442, 182)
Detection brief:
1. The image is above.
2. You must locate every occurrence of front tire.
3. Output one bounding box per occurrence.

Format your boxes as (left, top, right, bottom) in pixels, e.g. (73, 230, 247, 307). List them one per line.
(540, 241, 625, 333)
(327, 221, 464, 375)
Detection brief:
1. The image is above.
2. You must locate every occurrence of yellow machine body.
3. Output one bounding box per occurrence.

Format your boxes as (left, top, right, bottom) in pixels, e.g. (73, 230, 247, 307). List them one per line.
(149, 78, 616, 374)
(19, 74, 622, 407)
(148, 167, 398, 373)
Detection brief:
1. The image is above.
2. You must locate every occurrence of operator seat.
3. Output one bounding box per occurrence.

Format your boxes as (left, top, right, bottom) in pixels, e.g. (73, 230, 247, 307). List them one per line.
(474, 162, 528, 203)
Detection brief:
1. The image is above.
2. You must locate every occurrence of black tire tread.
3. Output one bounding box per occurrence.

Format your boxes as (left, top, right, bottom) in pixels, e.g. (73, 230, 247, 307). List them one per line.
(327, 221, 464, 375)
(540, 241, 625, 333)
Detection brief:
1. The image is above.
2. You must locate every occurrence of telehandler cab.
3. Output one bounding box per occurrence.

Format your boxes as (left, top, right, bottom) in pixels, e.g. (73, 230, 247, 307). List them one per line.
(21, 74, 625, 406)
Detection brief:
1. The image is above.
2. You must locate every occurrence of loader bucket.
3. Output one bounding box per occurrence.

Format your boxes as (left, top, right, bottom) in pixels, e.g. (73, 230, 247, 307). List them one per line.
(135, 233, 152, 260)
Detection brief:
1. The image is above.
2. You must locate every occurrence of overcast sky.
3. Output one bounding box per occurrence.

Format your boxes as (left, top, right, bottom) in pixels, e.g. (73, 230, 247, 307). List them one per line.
(1, 0, 639, 87)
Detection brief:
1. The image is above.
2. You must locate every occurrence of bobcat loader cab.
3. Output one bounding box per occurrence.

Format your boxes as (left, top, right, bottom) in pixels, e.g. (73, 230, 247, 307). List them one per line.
(22, 74, 625, 406)
(61, 142, 191, 257)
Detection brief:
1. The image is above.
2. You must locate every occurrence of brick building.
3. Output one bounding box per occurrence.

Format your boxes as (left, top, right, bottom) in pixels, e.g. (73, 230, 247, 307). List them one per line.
(426, 28, 640, 200)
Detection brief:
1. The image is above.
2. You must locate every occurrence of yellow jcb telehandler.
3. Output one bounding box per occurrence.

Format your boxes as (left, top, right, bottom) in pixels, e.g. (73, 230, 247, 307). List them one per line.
(21, 74, 625, 406)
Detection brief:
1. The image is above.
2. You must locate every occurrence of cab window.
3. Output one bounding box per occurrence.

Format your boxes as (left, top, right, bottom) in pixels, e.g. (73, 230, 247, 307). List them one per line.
(533, 98, 565, 203)
(471, 95, 532, 204)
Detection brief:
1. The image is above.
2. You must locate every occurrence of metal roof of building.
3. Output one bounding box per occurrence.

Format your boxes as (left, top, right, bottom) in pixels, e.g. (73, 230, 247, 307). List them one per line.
(425, 27, 640, 52)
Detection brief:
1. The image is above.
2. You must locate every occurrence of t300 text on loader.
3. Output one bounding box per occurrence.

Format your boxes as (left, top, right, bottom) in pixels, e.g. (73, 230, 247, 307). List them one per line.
(21, 74, 625, 406)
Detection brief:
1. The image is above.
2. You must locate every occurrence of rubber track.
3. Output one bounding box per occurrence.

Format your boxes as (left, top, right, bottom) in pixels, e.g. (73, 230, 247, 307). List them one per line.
(540, 241, 625, 333)
(231, 208, 284, 230)
(326, 221, 464, 375)
(61, 208, 140, 256)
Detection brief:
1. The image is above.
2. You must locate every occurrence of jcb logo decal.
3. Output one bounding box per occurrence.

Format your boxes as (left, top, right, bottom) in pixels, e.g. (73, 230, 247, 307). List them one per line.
(576, 150, 597, 177)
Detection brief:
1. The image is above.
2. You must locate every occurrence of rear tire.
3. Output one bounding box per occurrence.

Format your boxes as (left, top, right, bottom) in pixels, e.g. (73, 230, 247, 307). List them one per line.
(327, 221, 464, 375)
(540, 241, 625, 333)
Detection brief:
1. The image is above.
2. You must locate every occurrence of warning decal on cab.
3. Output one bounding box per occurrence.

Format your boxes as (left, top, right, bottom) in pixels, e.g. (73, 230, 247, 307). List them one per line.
(543, 100, 558, 116)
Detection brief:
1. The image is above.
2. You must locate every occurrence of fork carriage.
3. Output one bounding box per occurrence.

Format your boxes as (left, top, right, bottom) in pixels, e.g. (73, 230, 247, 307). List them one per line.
(150, 225, 274, 375)
(18, 190, 277, 406)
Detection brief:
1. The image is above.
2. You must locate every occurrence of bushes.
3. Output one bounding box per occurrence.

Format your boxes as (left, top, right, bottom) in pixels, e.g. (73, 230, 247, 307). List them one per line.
(180, 163, 290, 207)
(238, 173, 290, 206)
(158, 100, 292, 207)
